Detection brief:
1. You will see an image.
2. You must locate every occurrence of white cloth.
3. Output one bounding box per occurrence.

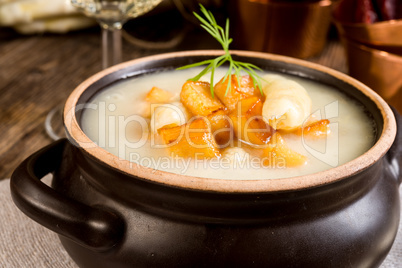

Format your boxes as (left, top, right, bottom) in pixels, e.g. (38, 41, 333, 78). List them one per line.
(1, 178, 401, 267)
(0, 0, 96, 34)
(0, 177, 77, 267)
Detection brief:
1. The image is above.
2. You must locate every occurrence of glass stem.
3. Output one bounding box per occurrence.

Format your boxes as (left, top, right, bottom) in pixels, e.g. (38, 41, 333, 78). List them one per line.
(101, 23, 122, 69)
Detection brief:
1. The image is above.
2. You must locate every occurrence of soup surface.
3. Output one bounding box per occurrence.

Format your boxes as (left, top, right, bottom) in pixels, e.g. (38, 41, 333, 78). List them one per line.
(81, 68, 375, 180)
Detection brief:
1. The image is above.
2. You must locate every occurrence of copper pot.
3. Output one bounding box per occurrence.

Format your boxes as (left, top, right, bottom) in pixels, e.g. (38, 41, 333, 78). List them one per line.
(332, 0, 402, 49)
(341, 37, 402, 109)
(11, 51, 402, 267)
(229, 0, 333, 58)
(332, 0, 402, 113)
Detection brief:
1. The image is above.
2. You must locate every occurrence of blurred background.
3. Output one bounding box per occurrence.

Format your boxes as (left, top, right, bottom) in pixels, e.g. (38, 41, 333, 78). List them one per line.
(1, 0, 401, 108)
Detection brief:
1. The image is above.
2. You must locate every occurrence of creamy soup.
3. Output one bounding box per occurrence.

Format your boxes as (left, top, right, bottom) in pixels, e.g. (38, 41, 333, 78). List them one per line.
(81, 68, 375, 180)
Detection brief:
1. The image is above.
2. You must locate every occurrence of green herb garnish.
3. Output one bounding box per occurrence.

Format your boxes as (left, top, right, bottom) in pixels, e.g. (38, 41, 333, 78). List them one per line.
(177, 4, 264, 97)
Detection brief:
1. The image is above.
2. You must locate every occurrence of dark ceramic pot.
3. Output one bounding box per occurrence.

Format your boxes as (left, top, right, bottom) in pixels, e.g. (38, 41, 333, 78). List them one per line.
(11, 51, 402, 268)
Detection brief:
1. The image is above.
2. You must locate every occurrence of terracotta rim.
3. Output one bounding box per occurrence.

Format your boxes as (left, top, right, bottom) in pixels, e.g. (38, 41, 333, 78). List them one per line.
(248, 0, 332, 7)
(333, 18, 402, 28)
(344, 38, 402, 60)
(64, 50, 397, 193)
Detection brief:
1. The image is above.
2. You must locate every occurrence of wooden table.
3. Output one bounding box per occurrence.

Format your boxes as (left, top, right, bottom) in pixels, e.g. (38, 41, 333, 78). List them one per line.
(0, 24, 347, 180)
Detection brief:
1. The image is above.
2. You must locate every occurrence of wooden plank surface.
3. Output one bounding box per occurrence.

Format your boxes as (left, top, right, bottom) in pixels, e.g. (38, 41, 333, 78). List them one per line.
(0, 26, 347, 179)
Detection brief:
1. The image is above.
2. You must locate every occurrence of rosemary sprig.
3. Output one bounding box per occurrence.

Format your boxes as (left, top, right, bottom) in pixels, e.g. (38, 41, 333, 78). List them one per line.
(177, 4, 264, 97)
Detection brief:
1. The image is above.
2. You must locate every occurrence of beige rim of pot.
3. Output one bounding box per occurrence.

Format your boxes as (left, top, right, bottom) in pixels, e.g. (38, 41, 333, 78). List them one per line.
(64, 50, 397, 193)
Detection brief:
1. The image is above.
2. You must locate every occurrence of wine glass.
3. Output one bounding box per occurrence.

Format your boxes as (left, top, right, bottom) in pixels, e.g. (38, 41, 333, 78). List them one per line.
(45, 0, 163, 140)
(71, 0, 163, 69)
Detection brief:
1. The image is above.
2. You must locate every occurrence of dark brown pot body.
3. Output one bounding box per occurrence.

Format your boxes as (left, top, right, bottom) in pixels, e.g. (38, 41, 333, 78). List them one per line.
(10, 51, 402, 267)
(54, 140, 400, 268)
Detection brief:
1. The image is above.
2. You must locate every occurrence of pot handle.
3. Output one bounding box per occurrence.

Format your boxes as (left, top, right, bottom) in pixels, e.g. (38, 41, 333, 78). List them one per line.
(387, 106, 402, 185)
(10, 139, 125, 252)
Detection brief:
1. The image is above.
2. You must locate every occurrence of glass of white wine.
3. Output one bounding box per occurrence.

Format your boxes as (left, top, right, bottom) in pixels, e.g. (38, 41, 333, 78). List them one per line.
(45, 0, 163, 140)
(71, 0, 163, 69)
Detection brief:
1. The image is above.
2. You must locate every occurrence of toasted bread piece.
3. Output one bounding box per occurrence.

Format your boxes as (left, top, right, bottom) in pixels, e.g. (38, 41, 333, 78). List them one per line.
(229, 97, 273, 146)
(181, 81, 225, 116)
(214, 74, 261, 111)
(159, 118, 221, 159)
(294, 119, 330, 138)
(145, 86, 174, 103)
(262, 132, 307, 167)
(140, 87, 175, 117)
